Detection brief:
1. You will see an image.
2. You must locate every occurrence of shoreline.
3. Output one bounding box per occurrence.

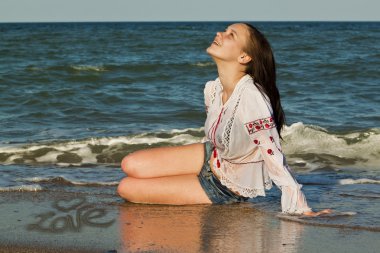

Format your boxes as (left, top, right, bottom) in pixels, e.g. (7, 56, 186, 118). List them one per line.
(0, 191, 378, 253)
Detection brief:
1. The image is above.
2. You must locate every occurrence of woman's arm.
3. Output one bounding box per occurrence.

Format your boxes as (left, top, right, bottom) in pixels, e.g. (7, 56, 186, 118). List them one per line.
(250, 128, 312, 214)
(239, 87, 331, 215)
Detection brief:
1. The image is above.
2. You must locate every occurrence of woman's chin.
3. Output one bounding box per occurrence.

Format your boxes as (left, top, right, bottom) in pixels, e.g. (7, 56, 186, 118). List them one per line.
(206, 46, 219, 57)
(206, 47, 228, 63)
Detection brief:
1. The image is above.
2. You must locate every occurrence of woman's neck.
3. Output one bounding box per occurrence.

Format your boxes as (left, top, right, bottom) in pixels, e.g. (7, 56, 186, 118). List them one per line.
(216, 62, 246, 97)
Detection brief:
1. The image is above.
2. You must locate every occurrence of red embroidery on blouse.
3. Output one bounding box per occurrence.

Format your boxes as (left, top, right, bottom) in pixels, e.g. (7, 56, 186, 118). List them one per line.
(244, 116, 276, 135)
(267, 149, 274, 155)
(253, 139, 260, 145)
(211, 107, 224, 147)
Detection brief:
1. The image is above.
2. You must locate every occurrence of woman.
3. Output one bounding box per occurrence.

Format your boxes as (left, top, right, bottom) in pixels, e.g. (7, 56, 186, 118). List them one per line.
(117, 23, 331, 216)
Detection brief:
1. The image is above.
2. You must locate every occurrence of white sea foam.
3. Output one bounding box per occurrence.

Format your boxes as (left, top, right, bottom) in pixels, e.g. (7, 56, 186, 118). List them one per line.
(0, 184, 43, 192)
(281, 122, 380, 170)
(192, 62, 215, 67)
(20, 176, 119, 186)
(300, 177, 380, 185)
(338, 178, 380, 185)
(0, 124, 379, 170)
(35, 151, 64, 163)
(70, 65, 107, 72)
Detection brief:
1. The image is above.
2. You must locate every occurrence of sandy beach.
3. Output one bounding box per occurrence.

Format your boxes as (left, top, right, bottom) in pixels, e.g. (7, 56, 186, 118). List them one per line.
(0, 191, 378, 253)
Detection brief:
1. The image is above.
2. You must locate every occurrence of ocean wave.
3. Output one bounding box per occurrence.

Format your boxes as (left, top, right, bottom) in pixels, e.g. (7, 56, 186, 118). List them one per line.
(70, 65, 107, 72)
(339, 192, 380, 199)
(26, 61, 215, 74)
(0, 123, 379, 170)
(278, 213, 380, 232)
(26, 64, 108, 72)
(19, 176, 119, 186)
(281, 122, 380, 171)
(0, 127, 204, 166)
(192, 62, 215, 67)
(0, 184, 43, 192)
(338, 178, 380, 185)
(300, 177, 380, 185)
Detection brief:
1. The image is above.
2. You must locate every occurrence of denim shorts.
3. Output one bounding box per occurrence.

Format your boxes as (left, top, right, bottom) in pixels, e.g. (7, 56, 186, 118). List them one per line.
(197, 141, 250, 204)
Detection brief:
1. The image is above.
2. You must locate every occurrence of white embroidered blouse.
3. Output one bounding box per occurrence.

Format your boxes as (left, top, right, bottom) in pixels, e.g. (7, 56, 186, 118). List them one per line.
(201, 74, 312, 214)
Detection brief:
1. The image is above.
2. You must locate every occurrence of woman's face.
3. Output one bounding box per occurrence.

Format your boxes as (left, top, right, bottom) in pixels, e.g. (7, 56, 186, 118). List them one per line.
(206, 23, 250, 63)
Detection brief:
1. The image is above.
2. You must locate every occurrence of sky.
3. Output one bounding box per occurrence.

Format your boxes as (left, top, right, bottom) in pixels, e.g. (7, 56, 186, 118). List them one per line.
(0, 0, 379, 23)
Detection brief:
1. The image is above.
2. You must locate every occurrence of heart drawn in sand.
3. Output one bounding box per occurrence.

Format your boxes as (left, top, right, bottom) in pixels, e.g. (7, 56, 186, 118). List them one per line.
(52, 196, 86, 212)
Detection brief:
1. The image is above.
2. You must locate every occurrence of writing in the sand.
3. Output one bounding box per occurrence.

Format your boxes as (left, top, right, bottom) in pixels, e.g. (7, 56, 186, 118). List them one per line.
(27, 196, 115, 233)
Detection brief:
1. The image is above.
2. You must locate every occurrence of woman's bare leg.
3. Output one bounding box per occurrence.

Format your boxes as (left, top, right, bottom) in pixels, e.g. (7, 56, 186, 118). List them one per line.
(117, 174, 212, 205)
(120, 142, 205, 178)
(117, 142, 212, 204)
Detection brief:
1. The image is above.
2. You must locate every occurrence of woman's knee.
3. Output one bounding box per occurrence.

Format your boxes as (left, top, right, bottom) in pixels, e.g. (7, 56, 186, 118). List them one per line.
(121, 152, 138, 176)
(117, 177, 135, 201)
(120, 155, 129, 173)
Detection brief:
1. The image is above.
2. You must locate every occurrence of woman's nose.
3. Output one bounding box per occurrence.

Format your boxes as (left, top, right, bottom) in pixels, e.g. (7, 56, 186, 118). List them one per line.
(216, 31, 222, 37)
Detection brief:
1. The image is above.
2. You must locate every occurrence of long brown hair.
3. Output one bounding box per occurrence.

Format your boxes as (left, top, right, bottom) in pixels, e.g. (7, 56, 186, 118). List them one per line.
(242, 22, 286, 139)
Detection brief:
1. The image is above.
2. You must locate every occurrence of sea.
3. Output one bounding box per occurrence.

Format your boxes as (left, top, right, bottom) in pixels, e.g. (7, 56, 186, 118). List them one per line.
(0, 21, 379, 231)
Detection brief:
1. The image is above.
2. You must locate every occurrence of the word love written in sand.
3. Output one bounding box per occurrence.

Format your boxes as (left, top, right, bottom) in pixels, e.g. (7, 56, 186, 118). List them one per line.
(27, 196, 115, 233)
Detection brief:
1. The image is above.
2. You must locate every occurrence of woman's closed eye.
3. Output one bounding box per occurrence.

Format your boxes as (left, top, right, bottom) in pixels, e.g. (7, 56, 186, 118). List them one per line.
(225, 30, 234, 38)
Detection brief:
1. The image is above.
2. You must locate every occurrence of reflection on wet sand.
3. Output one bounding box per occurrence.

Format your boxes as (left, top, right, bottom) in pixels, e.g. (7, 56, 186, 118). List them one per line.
(118, 202, 304, 252)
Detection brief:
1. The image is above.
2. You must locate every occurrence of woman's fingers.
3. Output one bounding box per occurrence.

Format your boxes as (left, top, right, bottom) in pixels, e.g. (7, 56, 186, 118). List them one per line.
(302, 208, 333, 217)
(302, 211, 318, 217)
(318, 208, 333, 215)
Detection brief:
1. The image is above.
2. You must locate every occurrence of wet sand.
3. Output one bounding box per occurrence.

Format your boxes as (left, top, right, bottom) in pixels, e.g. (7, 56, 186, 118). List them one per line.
(0, 191, 378, 253)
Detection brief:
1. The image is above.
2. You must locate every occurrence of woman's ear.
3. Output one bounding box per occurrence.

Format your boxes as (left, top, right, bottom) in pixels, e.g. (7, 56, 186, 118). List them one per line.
(238, 54, 252, 64)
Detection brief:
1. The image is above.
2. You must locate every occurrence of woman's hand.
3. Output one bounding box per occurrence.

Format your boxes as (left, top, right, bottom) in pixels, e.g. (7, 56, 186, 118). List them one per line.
(302, 208, 333, 217)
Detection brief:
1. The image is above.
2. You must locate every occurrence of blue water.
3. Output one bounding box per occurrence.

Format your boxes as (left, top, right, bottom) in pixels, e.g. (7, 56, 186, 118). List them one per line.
(0, 22, 379, 230)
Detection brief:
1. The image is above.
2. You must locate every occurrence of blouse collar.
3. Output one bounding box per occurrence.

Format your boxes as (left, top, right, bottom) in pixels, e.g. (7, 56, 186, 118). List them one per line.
(215, 74, 253, 107)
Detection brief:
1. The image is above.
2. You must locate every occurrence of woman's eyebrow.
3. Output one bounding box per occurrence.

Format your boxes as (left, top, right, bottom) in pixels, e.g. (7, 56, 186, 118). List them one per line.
(226, 27, 238, 37)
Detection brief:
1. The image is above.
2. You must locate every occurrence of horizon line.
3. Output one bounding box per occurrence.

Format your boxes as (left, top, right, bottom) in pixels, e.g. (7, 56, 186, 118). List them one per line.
(0, 20, 379, 24)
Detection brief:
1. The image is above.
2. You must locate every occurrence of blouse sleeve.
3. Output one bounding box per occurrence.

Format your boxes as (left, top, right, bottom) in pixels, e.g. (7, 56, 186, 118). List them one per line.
(239, 87, 312, 214)
(203, 80, 214, 115)
(201, 81, 214, 143)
